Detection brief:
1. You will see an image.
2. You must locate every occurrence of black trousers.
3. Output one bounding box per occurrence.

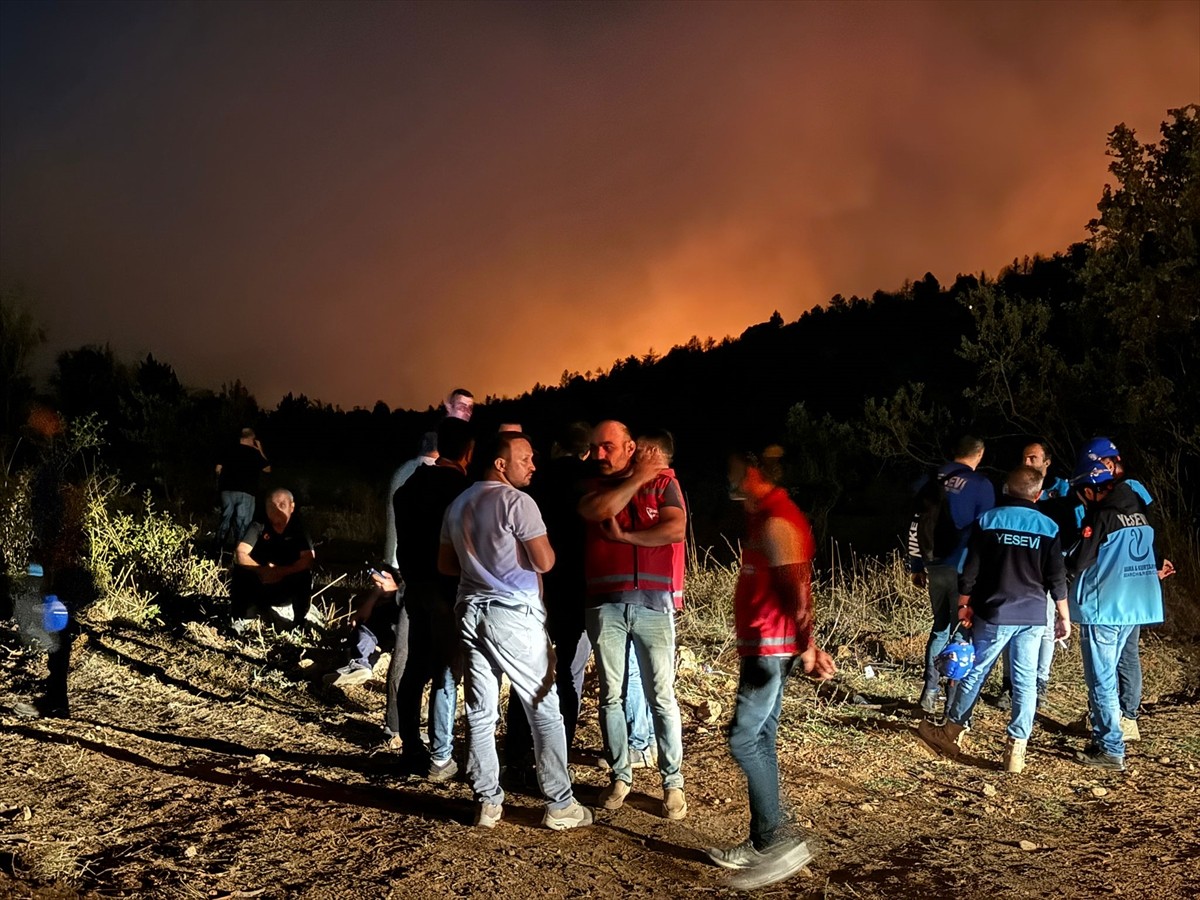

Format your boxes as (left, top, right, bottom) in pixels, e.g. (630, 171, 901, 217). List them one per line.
(230, 568, 313, 629)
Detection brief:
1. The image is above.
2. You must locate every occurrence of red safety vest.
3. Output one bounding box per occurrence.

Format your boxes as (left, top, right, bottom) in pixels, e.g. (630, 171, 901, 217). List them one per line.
(734, 487, 815, 657)
(584, 471, 682, 598)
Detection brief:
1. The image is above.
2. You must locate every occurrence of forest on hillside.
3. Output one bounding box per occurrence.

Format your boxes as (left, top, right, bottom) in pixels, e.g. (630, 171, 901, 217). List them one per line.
(3, 105, 1198, 619)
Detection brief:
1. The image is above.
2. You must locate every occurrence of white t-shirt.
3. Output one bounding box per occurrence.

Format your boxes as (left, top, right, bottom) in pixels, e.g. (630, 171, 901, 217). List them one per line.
(440, 480, 546, 609)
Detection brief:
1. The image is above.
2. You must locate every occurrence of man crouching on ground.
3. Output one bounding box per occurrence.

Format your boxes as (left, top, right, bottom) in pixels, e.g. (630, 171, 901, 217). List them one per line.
(438, 432, 592, 830)
(707, 450, 836, 885)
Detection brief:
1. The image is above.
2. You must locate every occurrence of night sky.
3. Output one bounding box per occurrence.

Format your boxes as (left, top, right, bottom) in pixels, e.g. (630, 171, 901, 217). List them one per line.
(3, 1, 1197, 410)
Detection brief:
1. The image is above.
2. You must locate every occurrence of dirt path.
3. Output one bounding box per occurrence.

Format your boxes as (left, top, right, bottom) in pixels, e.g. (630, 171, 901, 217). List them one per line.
(3, 616, 1199, 899)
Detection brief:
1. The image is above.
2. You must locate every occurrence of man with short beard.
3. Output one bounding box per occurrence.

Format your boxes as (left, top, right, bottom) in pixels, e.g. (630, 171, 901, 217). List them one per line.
(439, 432, 592, 830)
(578, 420, 688, 820)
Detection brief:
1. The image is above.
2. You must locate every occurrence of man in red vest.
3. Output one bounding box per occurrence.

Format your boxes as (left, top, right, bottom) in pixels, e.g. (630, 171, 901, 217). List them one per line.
(579, 420, 688, 820)
(707, 449, 836, 887)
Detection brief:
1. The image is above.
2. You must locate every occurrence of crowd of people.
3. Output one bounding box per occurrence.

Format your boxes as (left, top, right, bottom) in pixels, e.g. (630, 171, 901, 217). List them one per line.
(5, 389, 1175, 889)
(906, 435, 1172, 774)
(219, 388, 834, 882)
(218, 396, 1174, 884)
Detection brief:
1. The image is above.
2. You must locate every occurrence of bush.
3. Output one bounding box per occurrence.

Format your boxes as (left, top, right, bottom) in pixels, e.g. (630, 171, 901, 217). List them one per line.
(0, 468, 34, 576)
(84, 475, 225, 624)
(0, 415, 225, 626)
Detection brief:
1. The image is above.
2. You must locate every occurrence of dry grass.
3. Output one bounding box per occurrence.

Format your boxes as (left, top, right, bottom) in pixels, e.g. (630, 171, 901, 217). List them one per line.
(678, 544, 929, 664)
(3, 547, 1198, 896)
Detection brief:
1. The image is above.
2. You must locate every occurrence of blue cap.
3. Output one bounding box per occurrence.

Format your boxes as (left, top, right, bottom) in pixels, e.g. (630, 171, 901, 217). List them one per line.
(27, 563, 44, 577)
(1079, 436, 1120, 464)
(1072, 460, 1114, 488)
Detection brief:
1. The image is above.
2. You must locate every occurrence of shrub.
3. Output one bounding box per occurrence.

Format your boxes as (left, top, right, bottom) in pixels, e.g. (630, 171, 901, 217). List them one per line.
(84, 475, 225, 623)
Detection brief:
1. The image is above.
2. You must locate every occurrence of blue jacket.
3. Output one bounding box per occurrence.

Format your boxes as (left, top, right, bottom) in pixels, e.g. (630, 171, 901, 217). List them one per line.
(907, 461, 996, 573)
(959, 498, 1067, 625)
(1051, 476, 1158, 563)
(1067, 481, 1163, 626)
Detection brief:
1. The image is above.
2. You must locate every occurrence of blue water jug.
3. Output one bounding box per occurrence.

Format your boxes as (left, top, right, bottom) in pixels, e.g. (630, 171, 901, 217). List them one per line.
(43, 595, 69, 633)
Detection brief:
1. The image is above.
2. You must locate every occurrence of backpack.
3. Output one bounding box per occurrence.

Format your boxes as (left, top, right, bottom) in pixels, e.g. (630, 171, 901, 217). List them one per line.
(909, 469, 962, 563)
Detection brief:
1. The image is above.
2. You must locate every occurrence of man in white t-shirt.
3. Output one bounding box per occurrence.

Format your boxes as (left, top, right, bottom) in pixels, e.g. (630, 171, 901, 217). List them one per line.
(438, 432, 593, 831)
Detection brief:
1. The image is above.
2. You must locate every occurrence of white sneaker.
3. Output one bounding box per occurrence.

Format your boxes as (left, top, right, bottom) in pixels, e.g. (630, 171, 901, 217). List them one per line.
(324, 666, 372, 687)
(475, 802, 503, 829)
(707, 839, 764, 870)
(1119, 717, 1141, 742)
(543, 800, 594, 830)
(727, 838, 816, 890)
(630, 747, 658, 769)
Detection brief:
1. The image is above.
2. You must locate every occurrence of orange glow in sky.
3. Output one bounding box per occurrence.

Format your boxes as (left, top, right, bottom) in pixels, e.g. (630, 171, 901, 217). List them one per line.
(2, 1, 1197, 409)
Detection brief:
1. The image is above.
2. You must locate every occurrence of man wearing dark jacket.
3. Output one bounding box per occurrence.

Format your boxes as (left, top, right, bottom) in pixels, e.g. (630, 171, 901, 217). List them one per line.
(907, 435, 996, 714)
(231, 489, 314, 630)
(917, 467, 1068, 774)
(386, 416, 474, 780)
(215, 428, 270, 549)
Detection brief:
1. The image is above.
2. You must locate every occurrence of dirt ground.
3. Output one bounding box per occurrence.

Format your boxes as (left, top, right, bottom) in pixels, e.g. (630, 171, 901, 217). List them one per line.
(3, 601, 1200, 900)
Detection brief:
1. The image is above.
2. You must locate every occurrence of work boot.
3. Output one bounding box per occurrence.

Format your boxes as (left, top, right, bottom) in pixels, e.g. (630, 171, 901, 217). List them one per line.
(1119, 717, 1141, 742)
(916, 719, 967, 759)
(1003, 737, 1027, 774)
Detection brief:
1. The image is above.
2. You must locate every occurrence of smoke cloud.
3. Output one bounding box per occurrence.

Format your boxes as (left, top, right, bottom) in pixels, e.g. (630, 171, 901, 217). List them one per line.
(2, 1, 1196, 407)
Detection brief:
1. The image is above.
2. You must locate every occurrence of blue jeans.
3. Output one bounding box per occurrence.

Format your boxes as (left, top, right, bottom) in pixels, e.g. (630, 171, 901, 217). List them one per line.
(1003, 596, 1056, 692)
(729, 655, 796, 850)
(626, 644, 655, 751)
(218, 491, 255, 547)
(1117, 624, 1142, 720)
(922, 565, 960, 696)
(505, 618, 591, 763)
(460, 602, 574, 810)
(1079, 624, 1136, 758)
(397, 582, 460, 763)
(345, 588, 399, 670)
(947, 622, 1043, 740)
(586, 603, 684, 789)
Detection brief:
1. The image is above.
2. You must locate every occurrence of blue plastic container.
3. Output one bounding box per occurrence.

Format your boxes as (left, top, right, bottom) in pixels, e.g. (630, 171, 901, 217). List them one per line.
(43, 595, 69, 633)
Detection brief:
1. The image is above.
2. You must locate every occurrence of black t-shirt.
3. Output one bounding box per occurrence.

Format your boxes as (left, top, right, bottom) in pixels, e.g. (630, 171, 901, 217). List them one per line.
(218, 443, 269, 494)
(394, 464, 469, 583)
(529, 455, 591, 588)
(241, 514, 313, 566)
